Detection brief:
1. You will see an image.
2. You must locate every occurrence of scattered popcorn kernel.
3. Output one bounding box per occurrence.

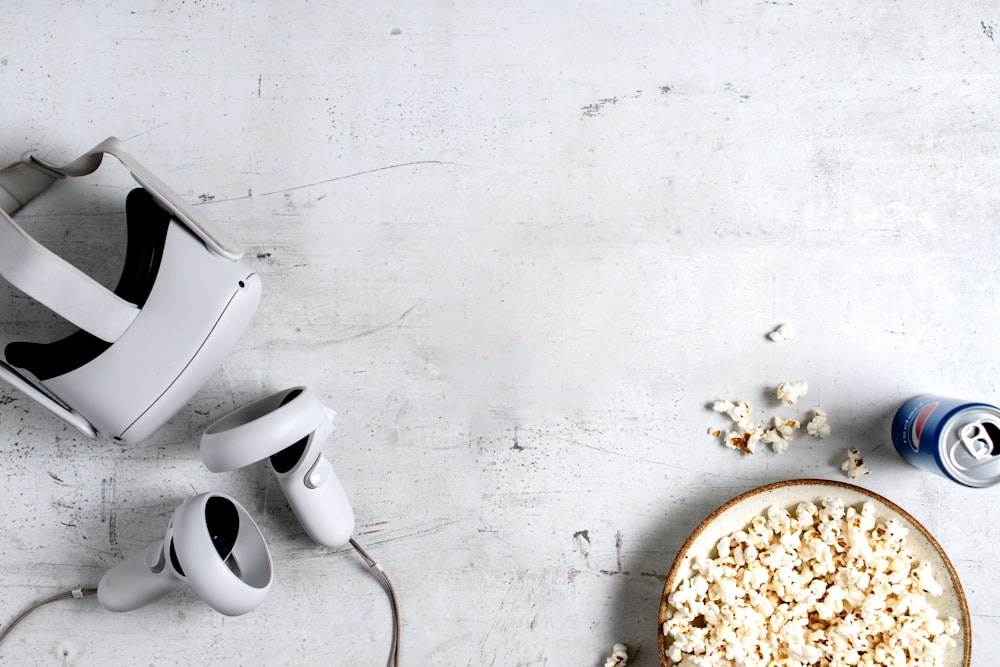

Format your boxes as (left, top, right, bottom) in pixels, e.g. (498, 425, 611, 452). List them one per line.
(842, 448, 870, 479)
(807, 408, 832, 438)
(776, 380, 809, 406)
(761, 428, 788, 453)
(712, 399, 735, 414)
(726, 428, 759, 455)
(773, 417, 800, 440)
(603, 642, 629, 667)
(713, 399, 752, 422)
(768, 323, 795, 342)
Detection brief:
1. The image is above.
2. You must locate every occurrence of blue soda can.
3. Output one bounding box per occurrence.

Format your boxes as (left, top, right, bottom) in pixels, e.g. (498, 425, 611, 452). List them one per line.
(891, 394, 1000, 487)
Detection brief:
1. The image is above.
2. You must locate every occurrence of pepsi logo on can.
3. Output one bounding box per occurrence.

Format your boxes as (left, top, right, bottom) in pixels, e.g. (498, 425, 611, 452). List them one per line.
(891, 394, 1000, 488)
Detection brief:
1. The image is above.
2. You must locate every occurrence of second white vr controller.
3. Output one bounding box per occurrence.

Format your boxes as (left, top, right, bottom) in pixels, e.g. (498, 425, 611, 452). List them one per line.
(200, 387, 355, 548)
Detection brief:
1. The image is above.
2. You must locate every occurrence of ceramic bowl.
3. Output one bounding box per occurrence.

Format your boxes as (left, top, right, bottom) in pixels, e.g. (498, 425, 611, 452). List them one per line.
(657, 479, 970, 666)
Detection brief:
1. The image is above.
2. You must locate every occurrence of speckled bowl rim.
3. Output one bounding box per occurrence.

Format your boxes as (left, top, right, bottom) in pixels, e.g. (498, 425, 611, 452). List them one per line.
(657, 479, 971, 667)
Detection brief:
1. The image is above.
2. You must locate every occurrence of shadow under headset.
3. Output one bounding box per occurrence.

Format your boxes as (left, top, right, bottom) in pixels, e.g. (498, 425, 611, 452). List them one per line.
(0, 137, 261, 443)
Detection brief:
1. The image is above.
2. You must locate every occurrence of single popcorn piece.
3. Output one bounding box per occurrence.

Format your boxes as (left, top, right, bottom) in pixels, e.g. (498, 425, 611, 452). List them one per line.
(725, 422, 763, 455)
(662, 498, 961, 666)
(773, 416, 799, 439)
(842, 447, 870, 479)
(806, 408, 831, 438)
(768, 323, 795, 342)
(712, 399, 752, 422)
(776, 380, 809, 406)
(761, 418, 800, 453)
(761, 427, 788, 453)
(603, 643, 629, 667)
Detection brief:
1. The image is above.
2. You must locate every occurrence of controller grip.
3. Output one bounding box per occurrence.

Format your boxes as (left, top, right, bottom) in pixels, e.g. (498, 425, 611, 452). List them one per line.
(97, 541, 183, 612)
(278, 453, 355, 548)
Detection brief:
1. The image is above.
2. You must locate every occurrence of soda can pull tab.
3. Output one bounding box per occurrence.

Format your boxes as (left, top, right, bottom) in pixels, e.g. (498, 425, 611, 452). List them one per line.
(960, 421, 996, 460)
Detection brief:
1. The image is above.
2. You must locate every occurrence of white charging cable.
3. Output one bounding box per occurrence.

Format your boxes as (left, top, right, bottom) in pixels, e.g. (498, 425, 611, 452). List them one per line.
(350, 538, 400, 667)
(0, 587, 97, 644)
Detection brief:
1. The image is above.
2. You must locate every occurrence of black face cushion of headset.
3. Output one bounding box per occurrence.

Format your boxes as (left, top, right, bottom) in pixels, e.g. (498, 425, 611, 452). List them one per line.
(4, 188, 170, 381)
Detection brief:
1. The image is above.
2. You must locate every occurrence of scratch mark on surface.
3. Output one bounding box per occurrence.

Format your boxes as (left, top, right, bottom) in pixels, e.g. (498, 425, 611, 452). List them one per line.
(518, 427, 736, 475)
(581, 90, 645, 118)
(581, 97, 618, 117)
(511, 426, 524, 451)
(194, 161, 484, 205)
(476, 574, 540, 663)
(48, 471, 65, 484)
(573, 530, 591, 566)
(723, 82, 751, 102)
(328, 301, 422, 344)
(123, 122, 171, 141)
(340, 516, 461, 549)
(101, 478, 117, 546)
(615, 530, 624, 572)
(263, 162, 475, 196)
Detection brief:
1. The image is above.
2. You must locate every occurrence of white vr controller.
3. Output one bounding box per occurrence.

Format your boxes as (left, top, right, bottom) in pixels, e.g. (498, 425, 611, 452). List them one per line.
(97, 492, 272, 616)
(96, 388, 354, 618)
(200, 387, 356, 549)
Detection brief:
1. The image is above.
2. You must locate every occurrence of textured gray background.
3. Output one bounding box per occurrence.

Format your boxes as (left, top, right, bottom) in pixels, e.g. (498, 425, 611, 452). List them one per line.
(1, 1, 998, 665)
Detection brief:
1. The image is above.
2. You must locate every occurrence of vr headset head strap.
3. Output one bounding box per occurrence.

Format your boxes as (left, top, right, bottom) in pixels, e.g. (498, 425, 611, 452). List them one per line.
(0, 137, 246, 344)
(0, 160, 139, 343)
(31, 137, 244, 260)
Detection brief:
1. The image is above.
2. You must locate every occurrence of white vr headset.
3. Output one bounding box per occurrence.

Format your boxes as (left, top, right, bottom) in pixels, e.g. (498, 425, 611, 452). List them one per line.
(0, 138, 261, 442)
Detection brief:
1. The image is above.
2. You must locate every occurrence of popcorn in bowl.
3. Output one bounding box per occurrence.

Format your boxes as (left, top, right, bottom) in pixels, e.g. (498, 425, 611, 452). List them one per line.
(658, 482, 969, 667)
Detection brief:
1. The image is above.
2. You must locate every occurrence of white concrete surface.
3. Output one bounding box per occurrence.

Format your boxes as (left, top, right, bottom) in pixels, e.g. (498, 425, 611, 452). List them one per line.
(1, 1, 999, 665)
